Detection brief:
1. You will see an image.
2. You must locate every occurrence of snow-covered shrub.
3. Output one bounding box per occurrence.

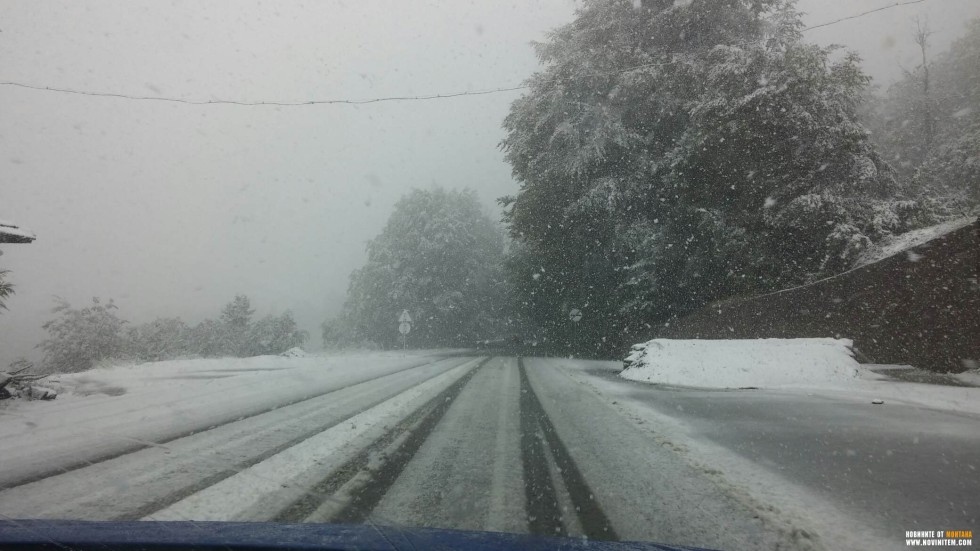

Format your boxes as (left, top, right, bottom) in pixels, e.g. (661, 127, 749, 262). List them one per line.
(247, 311, 308, 356)
(39, 297, 126, 374)
(125, 317, 190, 362)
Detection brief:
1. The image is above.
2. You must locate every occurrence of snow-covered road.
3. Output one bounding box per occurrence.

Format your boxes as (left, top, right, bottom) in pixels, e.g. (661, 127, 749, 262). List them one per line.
(1, 353, 977, 551)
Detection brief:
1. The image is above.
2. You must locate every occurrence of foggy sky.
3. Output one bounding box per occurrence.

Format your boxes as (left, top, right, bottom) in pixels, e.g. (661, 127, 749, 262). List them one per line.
(2, 0, 977, 367)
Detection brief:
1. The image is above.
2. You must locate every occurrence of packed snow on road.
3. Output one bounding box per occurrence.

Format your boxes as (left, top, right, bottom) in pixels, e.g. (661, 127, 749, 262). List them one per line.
(0, 350, 461, 487)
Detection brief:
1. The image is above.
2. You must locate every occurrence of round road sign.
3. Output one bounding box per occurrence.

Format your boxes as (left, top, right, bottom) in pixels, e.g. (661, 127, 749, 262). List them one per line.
(569, 308, 583, 323)
(399, 322, 411, 335)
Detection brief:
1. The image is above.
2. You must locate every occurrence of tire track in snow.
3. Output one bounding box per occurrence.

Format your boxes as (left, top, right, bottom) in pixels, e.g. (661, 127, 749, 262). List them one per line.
(518, 357, 618, 541)
(339, 357, 526, 533)
(142, 358, 487, 522)
(0, 356, 451, 491)
(114, 357, 474, 520)
(276, 357, 493, 523)
(518, 358, 565, 537)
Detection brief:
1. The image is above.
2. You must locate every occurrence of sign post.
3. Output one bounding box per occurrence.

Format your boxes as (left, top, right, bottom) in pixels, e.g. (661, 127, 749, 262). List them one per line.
(398, 310, 412, 350)
(568, 308, 583, 357)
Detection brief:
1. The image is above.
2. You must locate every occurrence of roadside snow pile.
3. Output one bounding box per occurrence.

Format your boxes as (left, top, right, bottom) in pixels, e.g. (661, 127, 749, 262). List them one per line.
(621, 338, 860, 389)
(855, 216, 976, 267)
(280, 347, 306, 358)
(953, 367, 980, 387)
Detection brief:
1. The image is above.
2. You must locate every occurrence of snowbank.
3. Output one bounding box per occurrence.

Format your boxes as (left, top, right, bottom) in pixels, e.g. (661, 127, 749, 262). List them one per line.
(953, 368, 980, 387)
(621, 338, 860, 389)
(855, 216, 976, 267)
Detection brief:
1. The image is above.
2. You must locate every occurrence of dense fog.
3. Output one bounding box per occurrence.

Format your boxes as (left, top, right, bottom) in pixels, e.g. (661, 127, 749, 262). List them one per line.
(1, 0, 977, 367)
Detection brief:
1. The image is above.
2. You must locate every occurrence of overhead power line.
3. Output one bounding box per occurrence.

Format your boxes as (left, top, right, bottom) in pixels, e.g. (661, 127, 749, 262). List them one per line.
(803, 0, 931, 31)
(0, 0, 940, 107)
(0, 80, 528, 106)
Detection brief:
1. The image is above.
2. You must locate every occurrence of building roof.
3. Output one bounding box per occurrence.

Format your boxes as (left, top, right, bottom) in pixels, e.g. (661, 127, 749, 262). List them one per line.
(0, 218, 36, 244)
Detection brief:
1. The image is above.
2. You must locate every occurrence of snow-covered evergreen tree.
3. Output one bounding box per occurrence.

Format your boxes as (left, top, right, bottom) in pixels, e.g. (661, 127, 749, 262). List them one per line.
(502, 0, 930, 353)
(338, 188, 510, 348)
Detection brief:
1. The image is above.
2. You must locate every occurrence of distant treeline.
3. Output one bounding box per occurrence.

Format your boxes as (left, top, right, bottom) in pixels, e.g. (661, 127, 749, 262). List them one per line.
(34, 294, 307, 374)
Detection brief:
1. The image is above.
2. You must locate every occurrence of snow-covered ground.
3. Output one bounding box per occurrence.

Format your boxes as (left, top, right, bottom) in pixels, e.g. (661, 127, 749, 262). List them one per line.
(0, 355, 805, 550)
(559, 358, 980, 551)
(621, 338, 980, 415)
(0, 349, 459, 488)
(622, 338, 859, 388)
(146, 357, 479, 522)
(791, 367, 980, 416)
(1, 352, 977, 551)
